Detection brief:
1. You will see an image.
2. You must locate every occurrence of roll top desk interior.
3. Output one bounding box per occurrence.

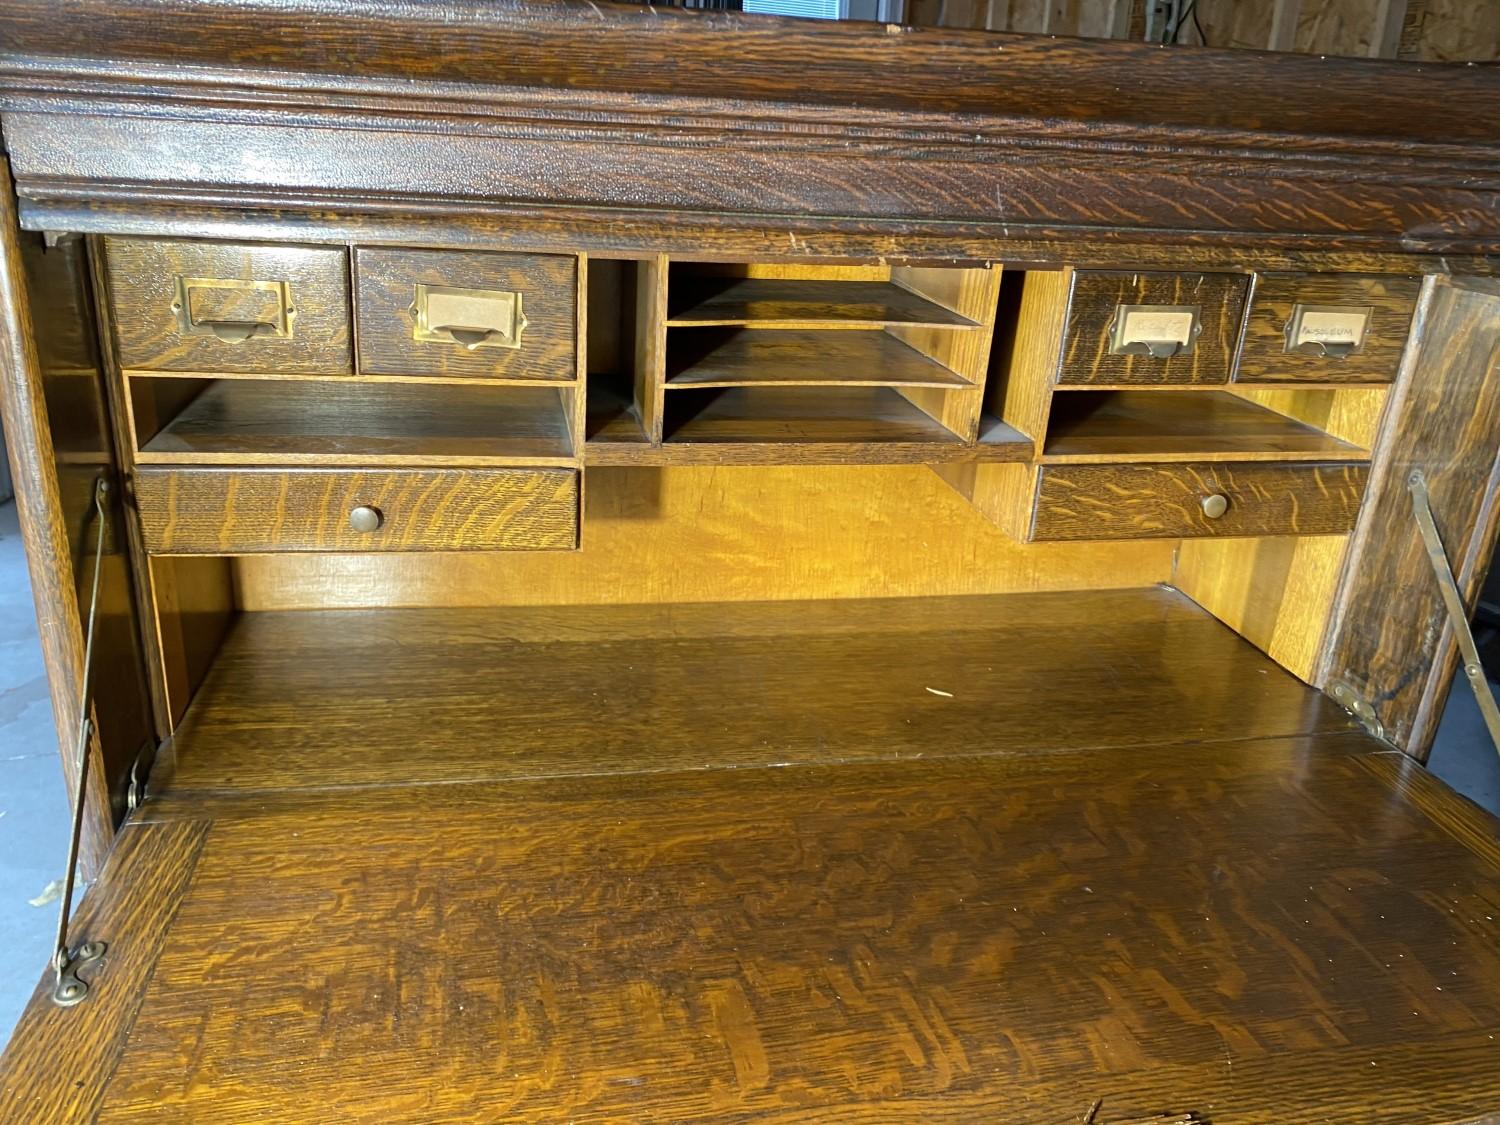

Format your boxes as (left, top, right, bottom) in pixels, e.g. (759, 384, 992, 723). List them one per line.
(1, 2, 1499, 1121)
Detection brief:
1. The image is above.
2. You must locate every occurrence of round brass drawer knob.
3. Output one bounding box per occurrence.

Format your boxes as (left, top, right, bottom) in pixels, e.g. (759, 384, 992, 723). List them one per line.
(349, 505, 383, 533)
(1201, 493, 1229, 520)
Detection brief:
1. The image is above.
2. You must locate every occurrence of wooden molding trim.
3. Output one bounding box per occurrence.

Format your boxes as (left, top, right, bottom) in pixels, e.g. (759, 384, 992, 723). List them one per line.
(0, 2, 1496, 255)
(0, 0, 1494, 145)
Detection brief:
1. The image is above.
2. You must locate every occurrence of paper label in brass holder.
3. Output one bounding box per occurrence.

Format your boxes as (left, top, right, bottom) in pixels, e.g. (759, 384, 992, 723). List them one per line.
(1109, 304, 1201, 359)
(1284, 303, 1372, 359)
(172, 276, 295, 343)
(411, 284, 528, 351)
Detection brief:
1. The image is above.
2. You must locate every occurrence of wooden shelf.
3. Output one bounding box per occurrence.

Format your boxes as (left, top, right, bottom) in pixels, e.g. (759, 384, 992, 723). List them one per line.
(665, 385, 955, 444)
(665, 328, 971, 389)
(580, 386, 1031, 465)
(159, 587, 1349, 793)
(666, 278, 978, 329)
(1041, 390, 1369, 463)
(135, 379, 577, 466)
(584, 436, 1032, 466)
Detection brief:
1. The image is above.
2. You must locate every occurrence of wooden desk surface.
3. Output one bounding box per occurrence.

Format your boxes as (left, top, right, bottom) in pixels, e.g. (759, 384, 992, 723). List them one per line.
(6, 735, 1500, 1123)
(4, 590, 1499, 1123)
(154, 588, 1349, 794)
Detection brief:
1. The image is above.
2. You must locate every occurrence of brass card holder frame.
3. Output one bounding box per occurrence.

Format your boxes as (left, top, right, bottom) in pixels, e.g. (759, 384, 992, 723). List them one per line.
(172, 276, 296, 343)
(1108, 303, 1202, 359)
(1283, 303, 1373, 359)
(411, 283, 528, 351)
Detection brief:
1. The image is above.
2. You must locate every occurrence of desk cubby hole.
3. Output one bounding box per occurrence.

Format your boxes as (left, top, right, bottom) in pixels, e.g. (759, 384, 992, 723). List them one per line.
(582, 255, 661, 450)
(975, 268, 1388, 463)
(658, 261, 1003, 449)
(125, 374, 578, 466)
(1040, 389, 1372, 464)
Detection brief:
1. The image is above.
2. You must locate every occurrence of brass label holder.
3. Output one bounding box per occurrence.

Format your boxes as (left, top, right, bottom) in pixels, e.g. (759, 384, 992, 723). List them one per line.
(1109, 304, 1201, 359)
(172, 276, 295, 343)
(411, 283, 527, 351)
(1285, 303, 1372, 359)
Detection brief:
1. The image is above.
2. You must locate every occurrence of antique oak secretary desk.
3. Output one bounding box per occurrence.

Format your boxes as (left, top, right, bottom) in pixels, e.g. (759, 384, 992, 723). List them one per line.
(1, 1, 1499, 1121)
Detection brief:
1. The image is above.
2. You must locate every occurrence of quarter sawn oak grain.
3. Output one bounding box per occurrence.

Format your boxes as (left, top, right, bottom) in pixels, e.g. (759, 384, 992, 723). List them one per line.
(1237, 272, 1422, 385)
(9, 729, 1500, 1124)
(103, 238, 352, 375)
(354, 247, 576, 382)
(153, 589, 1350, 794)
(4, 2, 1500, 255)
(1319, 277, 1500, 757)
(1031, 461, 1369, 541)
(134, 466, 581, 554)
(2, 4, 1500, 1121)
(0, 819, 209, 1124)
(1059, 271, 1249, 386)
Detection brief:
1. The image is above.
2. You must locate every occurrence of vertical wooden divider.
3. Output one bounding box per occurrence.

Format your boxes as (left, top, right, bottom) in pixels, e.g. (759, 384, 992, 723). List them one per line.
(569, 253, 589, 461)
(88, 237, 174, 737)
(573, 253, 590, 540)
(634, 254, 668, 444)
(88, 236, 235, 735)
(933, 267, 1071, 539)
(888, 264, 1003, 440)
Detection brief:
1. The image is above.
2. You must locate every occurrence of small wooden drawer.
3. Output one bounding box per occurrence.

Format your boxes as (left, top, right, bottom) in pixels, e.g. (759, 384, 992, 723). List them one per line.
(1236, 273, 1422, 384)
(355, 248, 577, 381)
(1059, 271, 1249, 386)
(103, 238, 352, 374)
(1030, 461, 1367, 541)
(135, 466, 579, 553)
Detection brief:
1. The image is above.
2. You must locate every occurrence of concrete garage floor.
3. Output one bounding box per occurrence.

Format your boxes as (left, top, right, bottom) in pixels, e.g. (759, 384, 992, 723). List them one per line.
(0, 500, 73, 1042)
(0, 500, 1498, 1044)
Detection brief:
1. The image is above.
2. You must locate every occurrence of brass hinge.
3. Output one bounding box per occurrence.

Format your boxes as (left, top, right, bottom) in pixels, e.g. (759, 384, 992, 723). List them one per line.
(1408, 469, 1500, 764)
(50, 476, 110, 1008)
(1328, 678, 1389, 742)
(125, 740, 155, 815)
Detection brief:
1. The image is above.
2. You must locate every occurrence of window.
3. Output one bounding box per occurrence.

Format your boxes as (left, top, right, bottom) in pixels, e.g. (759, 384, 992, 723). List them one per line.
(743, 0, 842, 18)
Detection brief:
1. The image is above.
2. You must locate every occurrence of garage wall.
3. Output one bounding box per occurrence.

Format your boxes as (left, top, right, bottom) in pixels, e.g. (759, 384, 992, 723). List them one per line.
(901, 0, 1500, 60)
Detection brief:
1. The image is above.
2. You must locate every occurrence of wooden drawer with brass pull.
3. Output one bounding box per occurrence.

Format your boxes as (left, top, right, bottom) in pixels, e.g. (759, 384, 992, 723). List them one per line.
(102, 238, 353, 374)
(1236, 273, 1422, 384)
(134, 466, 580, 553)
(1058, 271, 1250, 386)
(354, 248, 577, 381)
(1029, 460, 1368, 541)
